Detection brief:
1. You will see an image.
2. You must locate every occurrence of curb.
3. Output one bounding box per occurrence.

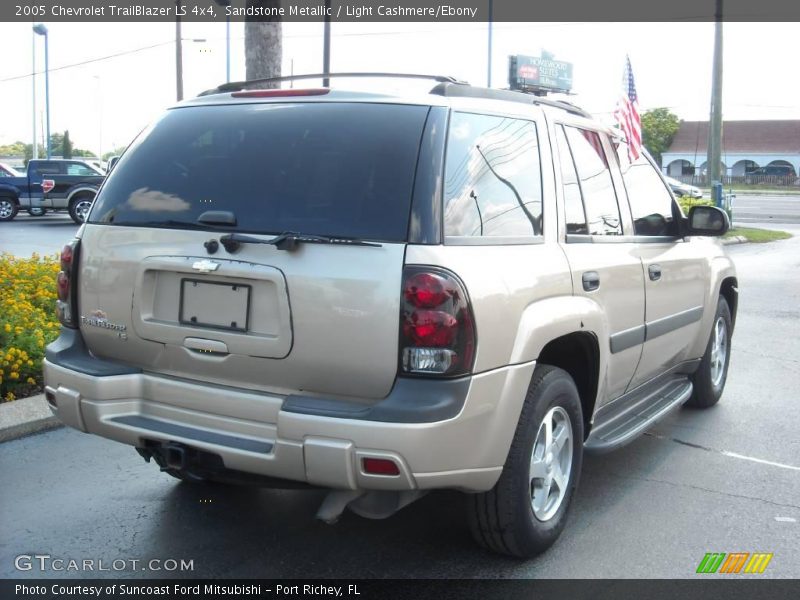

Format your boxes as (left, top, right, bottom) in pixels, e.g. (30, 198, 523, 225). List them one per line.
(721, 236, 748, 245)
(0, 394, 63, 443)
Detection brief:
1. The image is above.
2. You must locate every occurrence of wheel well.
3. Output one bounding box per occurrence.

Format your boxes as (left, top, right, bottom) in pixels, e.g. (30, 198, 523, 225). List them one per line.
(719, 277, 738, 331)
(69, 191, 95, 205)
(0, 194, 18, 205)
(537, 332, 599, 437)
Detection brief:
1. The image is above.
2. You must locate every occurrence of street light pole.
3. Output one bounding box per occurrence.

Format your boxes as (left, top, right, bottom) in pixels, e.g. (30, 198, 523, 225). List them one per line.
(487, 0, 493, 87)
(176, 2, 184, 101)
(33, 24, 50, 159)
(214, 0, 231, 83)
(226, 15, 231, 82)
(32, 29, 37, 160)
(322, 0, 331, 87)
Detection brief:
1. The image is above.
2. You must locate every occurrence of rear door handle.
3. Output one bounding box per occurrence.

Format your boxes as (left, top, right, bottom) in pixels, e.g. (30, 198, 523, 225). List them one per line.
(582, 271, 600, 292)
(648, 264, 662, 281)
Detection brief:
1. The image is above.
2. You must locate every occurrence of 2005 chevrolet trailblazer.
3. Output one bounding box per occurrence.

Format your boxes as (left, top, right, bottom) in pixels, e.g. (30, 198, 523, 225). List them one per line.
(44, 74, 737, 557)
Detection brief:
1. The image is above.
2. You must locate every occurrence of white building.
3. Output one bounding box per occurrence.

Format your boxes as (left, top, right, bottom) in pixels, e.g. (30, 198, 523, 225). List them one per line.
(661, 120, 800, 181)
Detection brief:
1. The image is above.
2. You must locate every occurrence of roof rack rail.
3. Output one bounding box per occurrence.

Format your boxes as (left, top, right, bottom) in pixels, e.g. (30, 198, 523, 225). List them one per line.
(200, 72, 468, 96)
(429, 82, 592, 119)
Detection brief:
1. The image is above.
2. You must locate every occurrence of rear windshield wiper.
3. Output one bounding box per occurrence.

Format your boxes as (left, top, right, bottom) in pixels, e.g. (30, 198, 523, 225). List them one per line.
(219, 231, 382, 253)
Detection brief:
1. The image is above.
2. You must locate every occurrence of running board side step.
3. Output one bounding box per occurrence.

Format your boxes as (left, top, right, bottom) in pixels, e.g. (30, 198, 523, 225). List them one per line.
(585, 375, 693, 454)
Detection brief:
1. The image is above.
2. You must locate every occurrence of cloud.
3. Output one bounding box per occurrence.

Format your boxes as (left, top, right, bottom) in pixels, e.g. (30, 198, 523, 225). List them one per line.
(124, 187, 191, 212)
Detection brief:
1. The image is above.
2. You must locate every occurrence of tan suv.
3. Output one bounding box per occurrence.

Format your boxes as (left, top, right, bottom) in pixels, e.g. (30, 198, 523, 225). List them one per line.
(43, 75, 737, 557)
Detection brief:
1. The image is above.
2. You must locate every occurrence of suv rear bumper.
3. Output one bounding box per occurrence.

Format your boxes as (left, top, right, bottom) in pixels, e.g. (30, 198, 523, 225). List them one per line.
(43, 350, 534, 493)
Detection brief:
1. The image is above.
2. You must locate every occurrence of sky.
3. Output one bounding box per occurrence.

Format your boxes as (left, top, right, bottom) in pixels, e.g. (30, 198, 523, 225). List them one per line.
(1, 21, 799, 156)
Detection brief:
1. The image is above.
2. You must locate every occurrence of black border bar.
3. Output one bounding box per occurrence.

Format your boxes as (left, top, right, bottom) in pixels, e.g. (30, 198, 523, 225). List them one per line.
(4, 0, 800, 23)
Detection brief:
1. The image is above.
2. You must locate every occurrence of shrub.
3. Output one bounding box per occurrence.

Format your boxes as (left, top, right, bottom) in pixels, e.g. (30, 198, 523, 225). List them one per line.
(0, 253, 61, 401)
(677, 196, 714, 215)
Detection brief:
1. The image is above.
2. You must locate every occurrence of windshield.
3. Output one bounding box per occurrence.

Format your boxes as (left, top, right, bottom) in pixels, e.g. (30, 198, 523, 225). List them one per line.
(89, 102, 429, 242)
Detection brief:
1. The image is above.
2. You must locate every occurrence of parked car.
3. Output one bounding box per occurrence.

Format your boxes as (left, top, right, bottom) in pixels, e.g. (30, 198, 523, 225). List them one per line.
(665, 176, 703, 199)
(745, 165, 798, 184)
(0, 162, 22, 178)
(0, 159, 105, 222)
(43, 76, 737, 557)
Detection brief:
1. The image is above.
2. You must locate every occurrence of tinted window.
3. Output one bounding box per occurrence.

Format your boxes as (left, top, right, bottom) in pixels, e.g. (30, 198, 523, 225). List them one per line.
(443, 112, 542, 238)
(563, 127, 622, 236)
(554, 126, 588, 235)
(30, 162, 61, 176)
(66, 162, 99, 176)
(616, 141, 678, 236)
(90, 103, 429, 242)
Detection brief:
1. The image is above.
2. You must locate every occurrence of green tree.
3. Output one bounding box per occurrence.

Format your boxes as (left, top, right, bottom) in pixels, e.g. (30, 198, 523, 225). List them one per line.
(641, 108, 681, 167)
(62, 130, 73, 159)
(0, 141, 27, 157)
(102, 146, 128, 160)
(48, 132, 64, 156)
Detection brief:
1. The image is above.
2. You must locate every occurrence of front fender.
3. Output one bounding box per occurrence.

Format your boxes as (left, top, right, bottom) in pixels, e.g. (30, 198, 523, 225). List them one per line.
(688, 254, 737, 358)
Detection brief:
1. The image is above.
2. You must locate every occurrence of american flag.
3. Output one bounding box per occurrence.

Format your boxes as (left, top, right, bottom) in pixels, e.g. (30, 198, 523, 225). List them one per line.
(614, 55, 642, 161)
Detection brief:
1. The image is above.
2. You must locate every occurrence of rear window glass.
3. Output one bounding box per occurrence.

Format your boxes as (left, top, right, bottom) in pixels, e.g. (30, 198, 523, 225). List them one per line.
(90, 103, 429, 241)
(443, 112, 543, 238)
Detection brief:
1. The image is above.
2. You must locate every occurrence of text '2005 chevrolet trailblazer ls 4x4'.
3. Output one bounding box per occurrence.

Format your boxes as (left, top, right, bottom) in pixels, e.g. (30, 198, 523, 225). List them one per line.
(44, 74, 737, 557)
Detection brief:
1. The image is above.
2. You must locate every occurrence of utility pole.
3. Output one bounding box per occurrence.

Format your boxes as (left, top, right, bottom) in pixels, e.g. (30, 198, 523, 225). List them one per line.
(707, 0, 723, 185)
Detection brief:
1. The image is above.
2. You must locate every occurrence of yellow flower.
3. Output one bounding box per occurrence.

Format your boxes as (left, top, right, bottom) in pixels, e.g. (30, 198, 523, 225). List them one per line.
(27, 377, 36, 385)
(5, 392, 15, 401)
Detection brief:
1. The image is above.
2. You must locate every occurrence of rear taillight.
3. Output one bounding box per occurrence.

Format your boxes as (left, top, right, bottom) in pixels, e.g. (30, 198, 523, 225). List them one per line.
(56, 240, 80, 328)
(42, 179, 55, 194)
(400, 267, 475, 377)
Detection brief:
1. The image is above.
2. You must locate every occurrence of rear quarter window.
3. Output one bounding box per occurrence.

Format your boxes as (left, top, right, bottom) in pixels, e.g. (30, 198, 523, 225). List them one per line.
(90, 102, 429, 242)
(443, 112, 543, 240)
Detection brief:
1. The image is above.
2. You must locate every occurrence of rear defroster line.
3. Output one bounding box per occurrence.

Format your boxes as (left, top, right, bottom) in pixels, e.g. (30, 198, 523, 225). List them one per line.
(643, 432, 800, 472)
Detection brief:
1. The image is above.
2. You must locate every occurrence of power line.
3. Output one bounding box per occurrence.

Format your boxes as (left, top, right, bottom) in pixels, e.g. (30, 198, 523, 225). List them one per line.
(0, 40, 175, 83)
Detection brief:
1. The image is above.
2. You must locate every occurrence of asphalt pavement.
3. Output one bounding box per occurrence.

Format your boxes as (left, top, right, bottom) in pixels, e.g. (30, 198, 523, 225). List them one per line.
(732, 194, 800, 224)
(1, 226, 798, 579)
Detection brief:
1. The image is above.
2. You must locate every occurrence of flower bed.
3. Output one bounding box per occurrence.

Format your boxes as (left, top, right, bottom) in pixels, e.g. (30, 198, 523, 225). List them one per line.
(0, 253, 61, 401)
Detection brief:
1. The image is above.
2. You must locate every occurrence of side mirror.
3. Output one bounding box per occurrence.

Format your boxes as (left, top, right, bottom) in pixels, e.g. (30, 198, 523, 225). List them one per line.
(685, 205, 730, 237)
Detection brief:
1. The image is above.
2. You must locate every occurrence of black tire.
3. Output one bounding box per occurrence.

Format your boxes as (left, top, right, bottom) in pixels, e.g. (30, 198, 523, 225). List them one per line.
(0, 197, 19, 222)
(27, 207, 47, 217)
(68, 193, 95, 224)
(468, 365, 584, 557)
(687, 296, 732, 408)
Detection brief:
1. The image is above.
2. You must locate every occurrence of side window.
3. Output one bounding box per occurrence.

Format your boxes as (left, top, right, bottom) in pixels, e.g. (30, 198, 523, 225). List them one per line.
(34, 162, 61, 176)
(443, 112, 543, 238)
(66, 162, 98, 176)
(616, 141, 678, 236)
(563, 126, 622, 236)
(554, 125, 588, 234)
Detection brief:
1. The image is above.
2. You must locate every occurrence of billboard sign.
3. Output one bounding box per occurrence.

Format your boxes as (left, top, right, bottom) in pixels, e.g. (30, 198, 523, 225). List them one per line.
(509, 54, 573, 93)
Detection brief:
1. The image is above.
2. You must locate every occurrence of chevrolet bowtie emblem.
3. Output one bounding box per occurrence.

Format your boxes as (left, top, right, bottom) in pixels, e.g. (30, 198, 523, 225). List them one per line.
(192, 259, 220, 273)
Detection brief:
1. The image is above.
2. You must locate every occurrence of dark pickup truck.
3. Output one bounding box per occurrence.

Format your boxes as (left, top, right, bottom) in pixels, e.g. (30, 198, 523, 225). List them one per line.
(0, 159, 105, 223)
